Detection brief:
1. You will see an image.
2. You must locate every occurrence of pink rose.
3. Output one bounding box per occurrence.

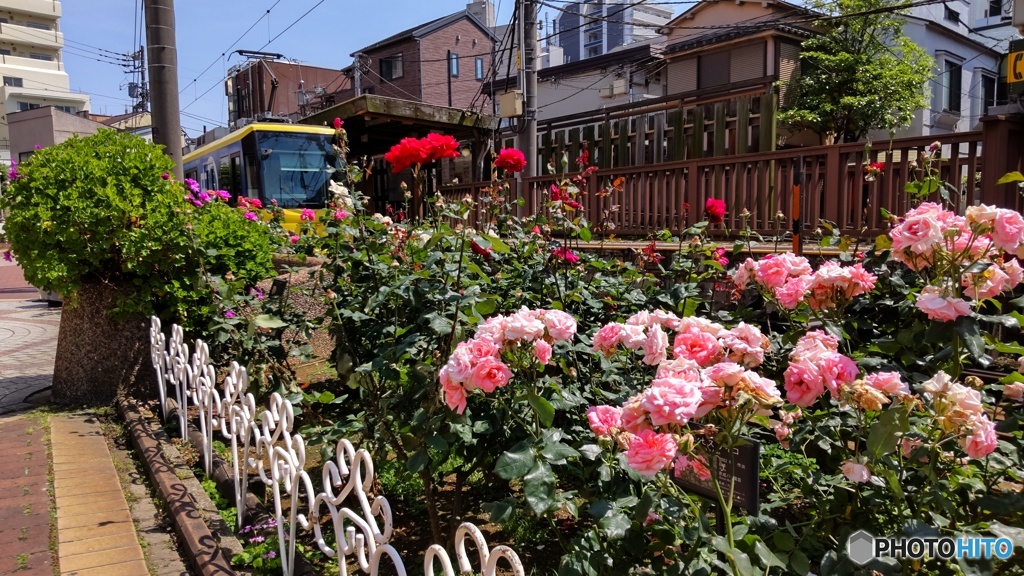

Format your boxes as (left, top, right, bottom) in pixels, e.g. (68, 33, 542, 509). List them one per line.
(962, 264, 1011, 300)
(541, 309, 577, 342)
(864, 372, 910, 396)
(784, 359, 825, 407)
(649, 310, 681, 331)
(916, 287, 973, 322)
(732, 258, 756, 289)
(1005, 382, 1024, 402)
(819, 352, 859, 397)
(534, 340, 552, 365)
(793, 330, 839, 361)
(890, 202, 946, 254)
(694, 382, 724, 418)
(300, 208, 316, 221)
(620, 395, 651, 434)
(704, 362, 746, 387)
(625, 430, 678, 477)
(720, 322, 766, 367)
(771, 422, 791, 448)
(468, 356, 512, 393)
(626, 311, 651, 326)
(641, 324, 669, 366)
(592, 323, 624, 356)
(465, 337, 500, 361)
(961, 416, 998, 459)
(441, 369, 467, 414)
(841, 460, 871, 483)
(505, 309, 545, 342)
(290, 235, 299, 244)
(641, 377, 703, 425)
(901, 438, 924, 460)
(656, 357, 701, 380)
(586, 405, 623, 438)
(444, 344, 475, 385)
(775, 276, 810, 310)
(991, 209, 1024, 252)
(672, 329, 722, 367)
(620, 324, 648, 350)
(334, 209, 349, 221)
(677, 317, 725, 338)
(475, 316, 508, 343)
(948, 382, 984, 417)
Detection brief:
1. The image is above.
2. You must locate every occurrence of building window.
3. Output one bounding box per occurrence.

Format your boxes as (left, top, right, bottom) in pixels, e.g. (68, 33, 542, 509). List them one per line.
(25, 22, 51, 31)
(989, 0, 1004, 17)
(941, 58, 962, 113)
(3, 76, 22, 87)
(586, 46, 601, 58)
(981, 73, 997, 115)
(55, 105, 75, 113)
(699, 51, 731, 89)
(17, 102, 39, 111)
(449, 52, 459, 77)
(379, 54, 403, 81)
(944, 6, 959, 23)
(29, 53, 53, 61)
(0, 49, 10, 56)
(475, 57, 485, 80)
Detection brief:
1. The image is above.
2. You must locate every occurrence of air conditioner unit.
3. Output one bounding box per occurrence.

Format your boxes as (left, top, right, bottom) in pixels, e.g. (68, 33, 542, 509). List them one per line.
(613, 78, 628, 95)
(599, 86, 615, 98)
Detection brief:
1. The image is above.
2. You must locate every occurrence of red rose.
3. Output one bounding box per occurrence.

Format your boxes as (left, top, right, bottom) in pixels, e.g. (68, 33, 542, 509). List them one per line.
(384, 137, 430, 173)
(552, 247, 579, 263)
(494, 148, 527, 174)
(471, 239, 493, 259)
(705, 198, 726, 224)
(424, 133, 461, 163)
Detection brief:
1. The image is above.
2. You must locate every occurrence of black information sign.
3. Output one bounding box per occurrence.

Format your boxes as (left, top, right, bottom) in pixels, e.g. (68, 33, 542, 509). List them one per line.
(672, 436, 761, 515)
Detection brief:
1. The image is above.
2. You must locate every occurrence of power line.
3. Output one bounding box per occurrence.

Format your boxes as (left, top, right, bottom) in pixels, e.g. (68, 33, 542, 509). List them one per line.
(179, 0, 283, 95)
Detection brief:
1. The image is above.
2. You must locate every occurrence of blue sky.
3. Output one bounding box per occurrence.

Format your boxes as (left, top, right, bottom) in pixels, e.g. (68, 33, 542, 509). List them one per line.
(59, 0, 521, 137)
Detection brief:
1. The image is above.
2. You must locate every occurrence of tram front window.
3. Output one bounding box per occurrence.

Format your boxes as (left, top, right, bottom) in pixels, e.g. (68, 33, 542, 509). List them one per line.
(257, 132, 333, 208)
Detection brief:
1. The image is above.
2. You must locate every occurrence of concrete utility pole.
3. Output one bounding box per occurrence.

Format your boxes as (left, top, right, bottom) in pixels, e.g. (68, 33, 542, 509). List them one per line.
(523, 0, 538, 177)
(144, 0, 183, 180)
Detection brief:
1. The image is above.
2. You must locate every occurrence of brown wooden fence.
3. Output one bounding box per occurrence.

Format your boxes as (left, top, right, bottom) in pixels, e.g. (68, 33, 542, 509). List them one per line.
(445, 131, 985, 238)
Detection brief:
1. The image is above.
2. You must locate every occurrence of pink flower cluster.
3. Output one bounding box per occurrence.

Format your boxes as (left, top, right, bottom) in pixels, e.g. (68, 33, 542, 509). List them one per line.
(783, 331, 859, 407)
(921, 371, 998, 459)
(439, 308, 578, 414)
(733, 253, 877, 312)
(889, 202, 1024, 321)
(586, 310, 781, 477)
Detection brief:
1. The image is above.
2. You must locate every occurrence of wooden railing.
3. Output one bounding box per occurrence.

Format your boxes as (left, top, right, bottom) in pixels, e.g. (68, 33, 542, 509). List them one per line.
(446, 131, 985, 238)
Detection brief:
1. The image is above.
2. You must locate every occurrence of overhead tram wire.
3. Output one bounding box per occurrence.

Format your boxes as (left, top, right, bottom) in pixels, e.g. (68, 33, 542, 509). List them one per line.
(180, 0, 324, 115)
(180, 0, 284, 96)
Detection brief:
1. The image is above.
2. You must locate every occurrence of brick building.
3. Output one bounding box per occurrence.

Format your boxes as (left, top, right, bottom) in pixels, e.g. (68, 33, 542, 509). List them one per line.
(333, 6, 497, 112)
(226, 58, 349, 127)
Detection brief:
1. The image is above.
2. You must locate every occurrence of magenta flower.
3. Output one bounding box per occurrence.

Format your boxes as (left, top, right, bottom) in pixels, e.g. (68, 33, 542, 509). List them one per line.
(224, 310, 236, 318)
(334, 209, 349, 221)
(8, 161, 19, 181)
(300, 208, 316, 221)
(216, 190, 231, 201)
(290, 235, 299, 244)
(2, 250, 12, 262)
(184, 178, 200, 193)
(552, 247, 579, 263)
(244, 211, 258, 221)
(161, 172, 170, 180)
(33, 144, 41, 150)
(197, 191, 211, 204)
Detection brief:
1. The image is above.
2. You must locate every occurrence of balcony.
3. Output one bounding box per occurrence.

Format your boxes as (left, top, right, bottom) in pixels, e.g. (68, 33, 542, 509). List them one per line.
(0, 22, 63, 50)
(0, 53, 62, 72)
(1, 0, 61, 20)
(1, 85, 89, 109)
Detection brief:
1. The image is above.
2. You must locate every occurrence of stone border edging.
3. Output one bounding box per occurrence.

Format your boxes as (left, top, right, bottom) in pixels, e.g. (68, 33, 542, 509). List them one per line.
(117, 397, 238, 576)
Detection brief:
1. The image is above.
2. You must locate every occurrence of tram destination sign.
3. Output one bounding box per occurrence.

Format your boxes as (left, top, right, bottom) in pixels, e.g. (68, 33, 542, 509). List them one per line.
(672, 437, 761, 515)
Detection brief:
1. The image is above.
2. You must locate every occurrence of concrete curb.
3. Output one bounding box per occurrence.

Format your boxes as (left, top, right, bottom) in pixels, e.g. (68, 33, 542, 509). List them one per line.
(117, 397, 237, 576)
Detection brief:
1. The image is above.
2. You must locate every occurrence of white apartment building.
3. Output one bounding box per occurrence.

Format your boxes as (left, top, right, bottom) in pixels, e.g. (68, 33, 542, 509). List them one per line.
(555, 0, 673, 63)
(0, 0, 89, 162)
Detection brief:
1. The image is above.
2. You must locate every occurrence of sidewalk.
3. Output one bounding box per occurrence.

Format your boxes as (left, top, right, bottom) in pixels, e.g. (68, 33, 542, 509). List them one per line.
(0, 254, 182, 576)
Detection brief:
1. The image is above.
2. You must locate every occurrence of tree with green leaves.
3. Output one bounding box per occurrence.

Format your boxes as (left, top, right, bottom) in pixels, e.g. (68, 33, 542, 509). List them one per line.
(778, 0, 933, 144)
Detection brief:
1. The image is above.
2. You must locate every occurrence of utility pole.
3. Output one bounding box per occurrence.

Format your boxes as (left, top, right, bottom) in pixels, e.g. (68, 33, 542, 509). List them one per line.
(144, 0, 183, 180)
(523, 0, 538, 177)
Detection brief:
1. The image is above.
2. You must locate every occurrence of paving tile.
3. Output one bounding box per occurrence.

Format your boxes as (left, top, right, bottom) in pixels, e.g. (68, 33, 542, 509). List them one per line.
(60, 558, 148, 576)
(54, 475, 121, 496)
(58, 509, 134, 531)
(57, 533, 146, 558)
(0, 522, 48, 545)
(59, 544, 145, 573)
(0, 549, 52, 575)
(57, 517, 135, 544)
(56, 497, 128, 520)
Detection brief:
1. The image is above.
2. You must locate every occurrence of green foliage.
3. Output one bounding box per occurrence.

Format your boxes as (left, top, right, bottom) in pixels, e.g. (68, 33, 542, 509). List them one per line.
(778, 0, 933, 143)
(0, 130, 276, 328)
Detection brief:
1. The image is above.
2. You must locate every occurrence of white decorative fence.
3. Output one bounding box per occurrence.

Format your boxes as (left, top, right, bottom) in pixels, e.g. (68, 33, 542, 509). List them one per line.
(149, 317, 525, 576)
